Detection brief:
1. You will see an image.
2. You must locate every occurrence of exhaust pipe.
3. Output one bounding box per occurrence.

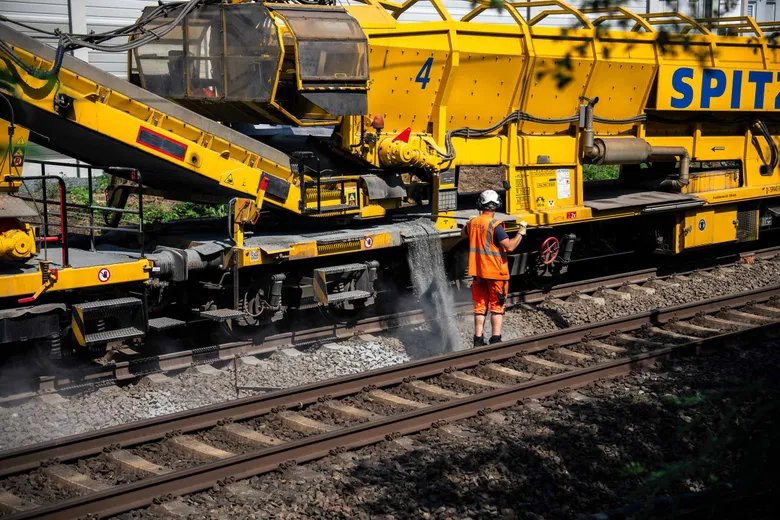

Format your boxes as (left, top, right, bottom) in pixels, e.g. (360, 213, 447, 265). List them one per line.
(580, 100, 690, 191)
(652, 147, 690, 190)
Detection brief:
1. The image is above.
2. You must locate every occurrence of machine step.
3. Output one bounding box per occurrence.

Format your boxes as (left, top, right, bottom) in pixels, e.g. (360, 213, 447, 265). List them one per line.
(84, 327, 145, 346)
(325, 290, 373, 304)
(312, 261, 378, 306)
(73, 297, 142, 319)
(314, 263, 368, 275)
(199, 309, 245, 321)
(72, 297, 147, 348)
(148, 317, 187, 331)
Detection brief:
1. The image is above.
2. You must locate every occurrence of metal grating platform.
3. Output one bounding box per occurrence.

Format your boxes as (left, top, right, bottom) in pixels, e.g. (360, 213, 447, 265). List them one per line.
(148, 317, 187, 331)
(327, 290, 372, 304)
(84, 327, 145, 345)
(315, 263, 366, 275)
(74, 298, 142, 319)
(199, 309, 245, 321)
(74, 297, 142, 311)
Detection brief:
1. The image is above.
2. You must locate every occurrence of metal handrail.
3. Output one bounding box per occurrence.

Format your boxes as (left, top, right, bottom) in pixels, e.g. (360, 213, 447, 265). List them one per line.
(13, 160, 146, 262)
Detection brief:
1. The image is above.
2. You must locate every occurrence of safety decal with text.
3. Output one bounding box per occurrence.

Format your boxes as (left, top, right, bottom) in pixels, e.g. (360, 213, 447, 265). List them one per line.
(136, 127, 188, 160)
(660, 66, 780, 111)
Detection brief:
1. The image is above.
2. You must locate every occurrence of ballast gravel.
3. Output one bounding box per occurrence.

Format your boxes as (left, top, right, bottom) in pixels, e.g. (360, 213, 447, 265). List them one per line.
(447, 259, 780, 347)
(126, 333, 780, 519)
(2, 258, 780, 452)
(0, 339, 408, 451)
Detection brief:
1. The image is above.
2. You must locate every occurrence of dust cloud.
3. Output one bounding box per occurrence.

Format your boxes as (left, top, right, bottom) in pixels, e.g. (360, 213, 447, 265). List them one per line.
(405, 220, 463, 359)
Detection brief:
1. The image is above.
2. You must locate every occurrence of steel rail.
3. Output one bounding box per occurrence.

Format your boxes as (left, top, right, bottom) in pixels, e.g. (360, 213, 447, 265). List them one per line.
(7, 305, 780, 520)
(6, 243, 776, 404)
(0, 266, 663, 403)
(2, 282, 779, 482)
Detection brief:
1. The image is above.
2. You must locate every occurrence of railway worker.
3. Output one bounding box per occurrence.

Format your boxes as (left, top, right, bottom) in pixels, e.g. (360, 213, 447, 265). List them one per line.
(461, 190, 527, 347)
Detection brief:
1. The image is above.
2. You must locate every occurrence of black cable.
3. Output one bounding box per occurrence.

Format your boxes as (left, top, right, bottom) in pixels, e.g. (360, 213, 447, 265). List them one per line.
(756, 119, 778, 173)
(0, 38, 68, 79)
(0, 91, 15, 181)
(0, 91, 15, 128)
(440, 110, 647, 162)
(0, 15, 59, 36)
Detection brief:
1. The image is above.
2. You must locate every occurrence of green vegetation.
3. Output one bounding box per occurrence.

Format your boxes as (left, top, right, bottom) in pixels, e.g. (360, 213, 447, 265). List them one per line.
(139, 200, 227, 223)
(62, 174, 226, 225)
(583, 164, 620, 181)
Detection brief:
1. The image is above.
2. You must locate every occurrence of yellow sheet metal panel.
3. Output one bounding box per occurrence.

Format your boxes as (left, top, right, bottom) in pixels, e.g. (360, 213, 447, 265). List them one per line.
(716, 43, 766, 69)
(0, 259, 152, 299)
(525, 136, 578, 165)
(366, 31, 451, 135)
(686, 170, 740, 193)
(520, 29, 595, 135)
(445, 32, 527, 129)
(683, 206, 738, 249)
(690, 136, 745, 163)
(585, 35, 658, 135)
(447, 136, 507, 165)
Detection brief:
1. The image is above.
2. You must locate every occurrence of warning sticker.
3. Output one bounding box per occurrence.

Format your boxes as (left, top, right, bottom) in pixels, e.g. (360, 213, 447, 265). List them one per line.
(556, 169, 571, 199)
(12, 148, 24, 167)
(98, 268, 111, 283)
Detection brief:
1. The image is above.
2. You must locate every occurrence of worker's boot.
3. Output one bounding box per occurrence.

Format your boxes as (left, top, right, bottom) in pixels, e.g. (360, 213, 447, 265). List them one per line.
(473, 335, 485, 347)
(489, 335, 502, 344)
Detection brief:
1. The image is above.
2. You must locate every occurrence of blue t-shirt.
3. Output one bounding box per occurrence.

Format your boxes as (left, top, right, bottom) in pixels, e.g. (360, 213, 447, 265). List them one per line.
(493, 223, 509, 247)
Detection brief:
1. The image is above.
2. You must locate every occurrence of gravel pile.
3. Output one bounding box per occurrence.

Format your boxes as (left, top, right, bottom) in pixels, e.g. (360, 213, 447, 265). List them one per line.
(2, 258, 780, 453)
(0, 339, 408, 450)
(126, 341, 780, 519)
(442, 259, 780, 344)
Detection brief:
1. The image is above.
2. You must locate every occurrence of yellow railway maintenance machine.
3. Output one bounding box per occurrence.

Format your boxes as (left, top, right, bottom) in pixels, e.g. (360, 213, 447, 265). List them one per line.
(1, 0, 780, 357)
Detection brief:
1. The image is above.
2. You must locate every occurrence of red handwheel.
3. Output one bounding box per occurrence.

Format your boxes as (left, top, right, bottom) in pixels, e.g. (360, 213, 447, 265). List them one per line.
(539, 237, 560, 265)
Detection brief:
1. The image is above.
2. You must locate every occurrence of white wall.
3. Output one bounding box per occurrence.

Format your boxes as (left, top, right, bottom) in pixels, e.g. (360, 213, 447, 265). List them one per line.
(0, 0, 155, 173)
(745, 0, 779, 21)
(0, 0, 69, 46)
(85, 0, 156, 78)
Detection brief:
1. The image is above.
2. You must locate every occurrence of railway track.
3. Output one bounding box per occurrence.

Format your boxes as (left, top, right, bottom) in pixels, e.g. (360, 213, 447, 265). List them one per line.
(1, 246, 776, 404)
(1, 282, 779, 519)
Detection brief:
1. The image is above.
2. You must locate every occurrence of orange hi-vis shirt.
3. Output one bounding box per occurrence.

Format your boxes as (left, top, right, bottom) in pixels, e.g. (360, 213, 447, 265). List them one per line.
(467, 213, 510, 281)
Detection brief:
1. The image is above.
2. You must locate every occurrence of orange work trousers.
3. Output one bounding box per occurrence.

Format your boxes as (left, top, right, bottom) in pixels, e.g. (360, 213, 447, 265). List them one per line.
(471, 277, 508, 315)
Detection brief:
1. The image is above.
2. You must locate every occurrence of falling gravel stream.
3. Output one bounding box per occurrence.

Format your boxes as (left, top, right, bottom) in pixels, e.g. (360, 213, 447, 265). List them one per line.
(405, 219, 463, 357)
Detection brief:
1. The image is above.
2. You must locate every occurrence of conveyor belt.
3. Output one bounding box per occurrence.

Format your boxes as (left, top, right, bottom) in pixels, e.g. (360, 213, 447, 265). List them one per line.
(0, 23, 292, 203)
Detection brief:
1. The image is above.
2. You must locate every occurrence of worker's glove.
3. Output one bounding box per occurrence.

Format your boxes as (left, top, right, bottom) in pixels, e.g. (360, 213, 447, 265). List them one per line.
(518, 221, 528, 236)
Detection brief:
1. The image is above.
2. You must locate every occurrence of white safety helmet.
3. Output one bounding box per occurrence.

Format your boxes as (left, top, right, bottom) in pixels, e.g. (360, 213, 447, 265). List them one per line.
(477, 189, 502, 211)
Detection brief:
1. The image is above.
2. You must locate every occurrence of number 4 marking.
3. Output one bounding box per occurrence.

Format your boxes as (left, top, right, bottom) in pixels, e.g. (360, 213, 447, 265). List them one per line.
(416, 57, 433, 90)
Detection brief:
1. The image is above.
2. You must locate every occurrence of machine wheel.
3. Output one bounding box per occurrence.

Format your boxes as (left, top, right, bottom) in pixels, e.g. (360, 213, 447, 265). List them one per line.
(235, 285, 268, 328)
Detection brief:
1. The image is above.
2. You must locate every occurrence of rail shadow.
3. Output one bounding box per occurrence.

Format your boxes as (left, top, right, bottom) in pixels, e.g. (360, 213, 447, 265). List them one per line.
(339, 347, 780, 519)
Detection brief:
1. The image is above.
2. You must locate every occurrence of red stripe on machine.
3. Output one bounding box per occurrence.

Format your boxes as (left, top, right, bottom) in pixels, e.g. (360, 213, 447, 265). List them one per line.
(136, 127, 188, 161)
